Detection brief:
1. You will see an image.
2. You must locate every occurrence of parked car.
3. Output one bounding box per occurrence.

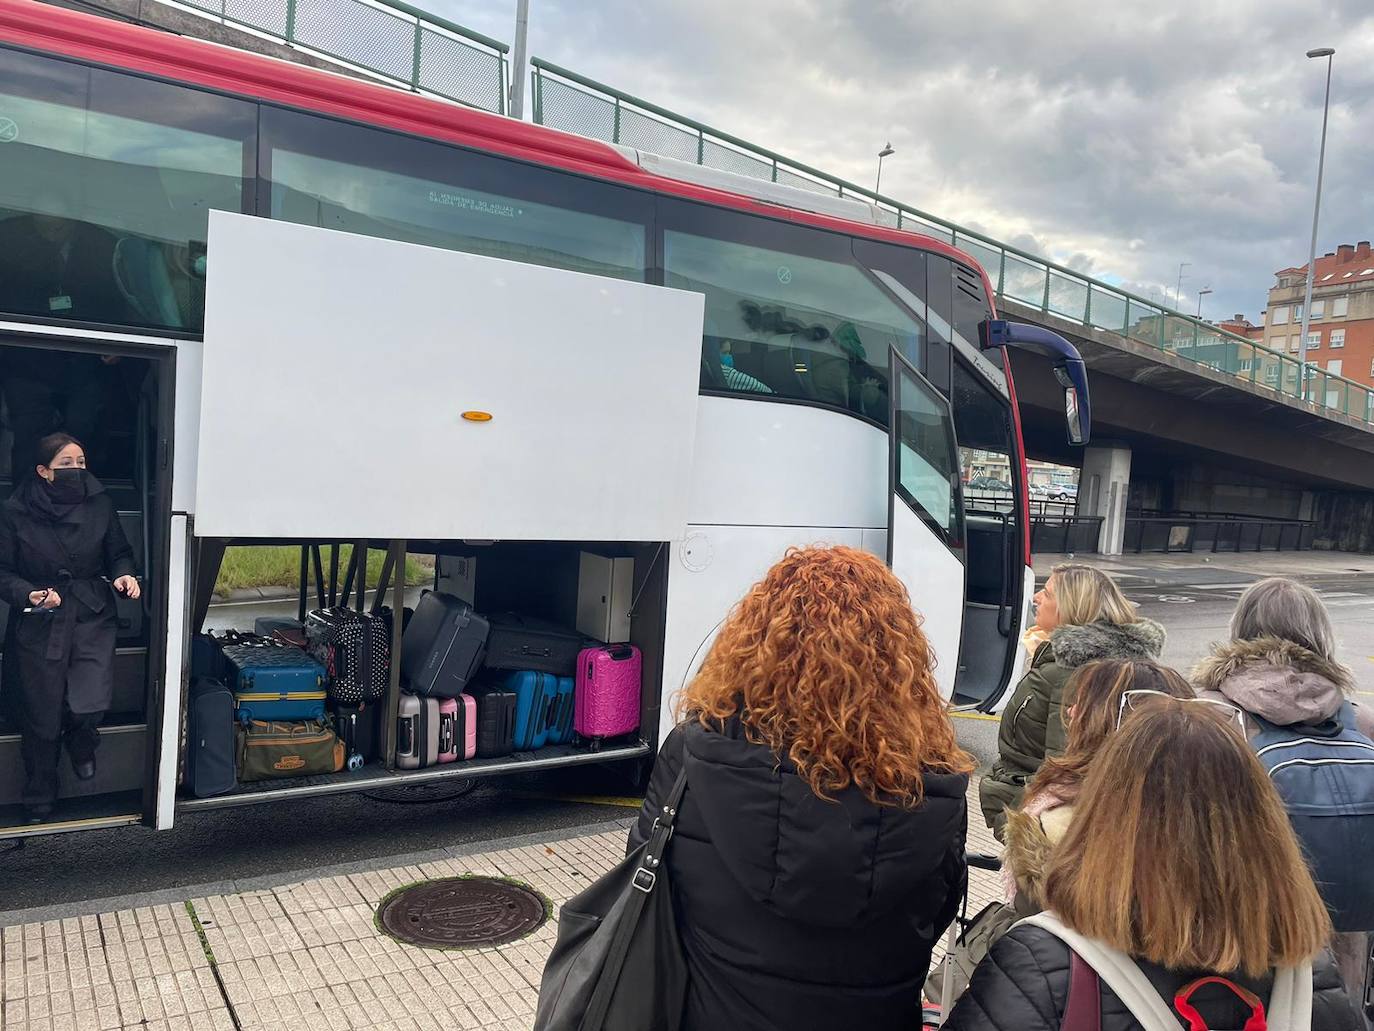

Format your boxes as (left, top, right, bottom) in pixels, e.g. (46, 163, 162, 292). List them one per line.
(968, 476, 1013, 493)
(1049, 482, 1078, 500)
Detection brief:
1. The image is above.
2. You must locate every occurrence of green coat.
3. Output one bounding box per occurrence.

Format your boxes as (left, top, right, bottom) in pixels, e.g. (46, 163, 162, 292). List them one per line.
(978, 617, 1165, 840)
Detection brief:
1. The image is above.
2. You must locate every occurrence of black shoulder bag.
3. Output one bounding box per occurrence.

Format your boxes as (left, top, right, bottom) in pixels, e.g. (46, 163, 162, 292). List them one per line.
(534, 768, 689, 1031)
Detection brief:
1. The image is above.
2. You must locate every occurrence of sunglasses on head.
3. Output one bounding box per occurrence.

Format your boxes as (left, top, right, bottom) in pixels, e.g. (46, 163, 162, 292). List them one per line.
(1116, 689, 1247, 734)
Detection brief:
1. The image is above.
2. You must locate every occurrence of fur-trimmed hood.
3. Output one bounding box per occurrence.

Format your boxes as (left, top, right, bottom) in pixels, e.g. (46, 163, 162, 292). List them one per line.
(1003, 805, 1074, 911)
(1191, 636, 1354, 727)
(1048, 617, 1166, 669)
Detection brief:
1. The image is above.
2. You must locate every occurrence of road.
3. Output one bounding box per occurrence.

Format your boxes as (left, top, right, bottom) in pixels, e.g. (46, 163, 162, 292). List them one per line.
(4, 560, 1374, 918)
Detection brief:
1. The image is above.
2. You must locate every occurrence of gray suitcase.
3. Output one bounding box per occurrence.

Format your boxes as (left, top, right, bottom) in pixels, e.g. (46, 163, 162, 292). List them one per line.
(397, 693, 442, 769)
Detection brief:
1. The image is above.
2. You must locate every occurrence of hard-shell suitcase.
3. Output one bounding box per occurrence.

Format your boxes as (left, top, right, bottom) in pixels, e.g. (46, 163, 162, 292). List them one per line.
(467, 683, 516, 758)
(485, 613, 585, 676)
(505, 671, 561, 751)
(401, 592, 489, 698)
(333, 702, 380, 770)
(437, 694, 477, 762)
(575, 644, 642, 744)
(221, 642, 327, 724)
(186, 677, 236, 797)
(397, 693, 442, 769)
(545, 675, 576, 746)
(306, 607, 389, 704)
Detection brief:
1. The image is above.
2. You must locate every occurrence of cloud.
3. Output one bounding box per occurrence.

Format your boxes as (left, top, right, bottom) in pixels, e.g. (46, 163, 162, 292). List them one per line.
(438, 1, 1374, 322)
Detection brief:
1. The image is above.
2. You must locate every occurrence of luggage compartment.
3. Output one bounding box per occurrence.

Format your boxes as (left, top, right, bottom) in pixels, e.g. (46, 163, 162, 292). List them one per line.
(179, 538, 670, 809)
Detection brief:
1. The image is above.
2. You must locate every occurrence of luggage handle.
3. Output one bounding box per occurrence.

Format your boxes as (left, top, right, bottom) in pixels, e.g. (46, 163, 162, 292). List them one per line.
(605, 644, 635, 661)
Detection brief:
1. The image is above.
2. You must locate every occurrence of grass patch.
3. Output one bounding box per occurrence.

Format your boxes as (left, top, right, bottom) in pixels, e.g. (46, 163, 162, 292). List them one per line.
(215, 546, 432, 596)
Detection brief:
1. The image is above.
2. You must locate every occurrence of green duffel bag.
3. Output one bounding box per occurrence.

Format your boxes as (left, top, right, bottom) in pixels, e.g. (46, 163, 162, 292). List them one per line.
(236, 719, 344, 781)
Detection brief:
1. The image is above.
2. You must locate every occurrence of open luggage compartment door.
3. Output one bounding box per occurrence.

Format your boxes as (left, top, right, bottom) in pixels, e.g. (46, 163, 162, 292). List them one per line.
(196, 213, 705, 541)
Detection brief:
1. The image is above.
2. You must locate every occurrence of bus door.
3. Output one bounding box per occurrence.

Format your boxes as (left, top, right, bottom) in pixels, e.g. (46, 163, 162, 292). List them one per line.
(887, 347, 966, 702)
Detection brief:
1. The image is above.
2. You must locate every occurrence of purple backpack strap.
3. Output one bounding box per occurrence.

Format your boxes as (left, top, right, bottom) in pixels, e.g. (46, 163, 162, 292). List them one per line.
(1061, 950, 1103, 1031)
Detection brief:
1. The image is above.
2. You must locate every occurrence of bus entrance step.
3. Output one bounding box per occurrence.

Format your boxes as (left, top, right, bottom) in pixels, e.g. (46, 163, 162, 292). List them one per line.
(0, 723, 146, 806)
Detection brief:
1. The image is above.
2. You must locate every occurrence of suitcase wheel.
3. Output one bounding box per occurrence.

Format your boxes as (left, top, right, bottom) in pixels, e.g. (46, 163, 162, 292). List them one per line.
(347, 753, 365, 771)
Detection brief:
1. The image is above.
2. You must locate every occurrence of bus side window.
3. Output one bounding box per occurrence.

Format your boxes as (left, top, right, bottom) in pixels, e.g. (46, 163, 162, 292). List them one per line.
(0, 47, 254, 333)
(953, 359, 1019, 604)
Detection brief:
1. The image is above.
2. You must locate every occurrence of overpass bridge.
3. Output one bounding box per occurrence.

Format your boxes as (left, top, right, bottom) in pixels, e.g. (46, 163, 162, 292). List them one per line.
(42, 0, 1374, 553)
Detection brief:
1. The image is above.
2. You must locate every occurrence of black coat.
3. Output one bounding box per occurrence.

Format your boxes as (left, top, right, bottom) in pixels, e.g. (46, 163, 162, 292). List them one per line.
(0, 215, 136, 326)
(943, 924, 1361, 1031)
(0, 475, 135, 736)
(630, 719, 969, 1031)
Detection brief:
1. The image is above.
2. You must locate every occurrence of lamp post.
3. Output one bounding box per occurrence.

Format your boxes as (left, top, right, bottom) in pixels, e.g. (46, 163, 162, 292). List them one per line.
(508, 0, 531, 118)
(1297, 47, 1335, 402)
(875, 142, 894, 195)
(1195, 288, 1213, 319)
(1173, 262, 1190, 309)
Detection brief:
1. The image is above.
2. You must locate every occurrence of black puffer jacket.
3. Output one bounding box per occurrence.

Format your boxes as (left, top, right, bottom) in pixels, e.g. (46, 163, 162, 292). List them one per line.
(629, 718, 968, 1031)
(943, 924, 1361, 1031)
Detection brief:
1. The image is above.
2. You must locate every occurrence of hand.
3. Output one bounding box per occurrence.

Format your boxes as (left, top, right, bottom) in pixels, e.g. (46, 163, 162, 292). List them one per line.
(28, 588, 61, 609)
(113, 576, 141, 600)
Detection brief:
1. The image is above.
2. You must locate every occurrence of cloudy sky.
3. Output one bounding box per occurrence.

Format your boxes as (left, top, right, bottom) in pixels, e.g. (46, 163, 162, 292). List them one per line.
(434, 0, 1374, 323)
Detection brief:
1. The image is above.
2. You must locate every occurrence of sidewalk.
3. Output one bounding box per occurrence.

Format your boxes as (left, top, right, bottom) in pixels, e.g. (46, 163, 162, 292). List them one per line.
(0, 783, 1001, 1031)
(1033, 548, 1374, 582)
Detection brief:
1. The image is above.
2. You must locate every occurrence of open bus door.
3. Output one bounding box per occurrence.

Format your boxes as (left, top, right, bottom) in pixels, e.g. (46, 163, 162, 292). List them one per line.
(886, 347, 966, 702)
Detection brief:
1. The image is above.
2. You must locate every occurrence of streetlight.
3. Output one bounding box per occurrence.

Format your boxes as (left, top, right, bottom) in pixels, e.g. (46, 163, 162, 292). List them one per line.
(1173, 262, 1190, 309)
(875, 142, 894, 195)
(1297, 46, 1335, 402)
(1195, 287, 1213, 319)
(508, 0, 531, 119)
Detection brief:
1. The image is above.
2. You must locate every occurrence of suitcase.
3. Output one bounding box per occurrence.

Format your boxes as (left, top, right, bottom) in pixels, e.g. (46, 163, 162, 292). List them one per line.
(236, 719, 343, 781)
(401, 592, 489, 698)
(436, 694, 477, 762)
(332, 702, 380, 770)
(221, 642, 328, 724)
(191, 633, 223, 680)
(545, 675, 576, 746)
(485, 613, 586, 675)
(397, 693, 442, 769)
(306, 607, 389, 704)
(186, 677, 236, 797)
(466, 683, 516, 758)
(255, 616, 304, 639)
(575, 644, 642, 744)
(505, 671, 560, 751)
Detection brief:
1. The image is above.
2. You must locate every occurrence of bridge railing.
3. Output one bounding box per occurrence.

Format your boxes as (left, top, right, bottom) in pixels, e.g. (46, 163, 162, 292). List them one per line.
(529, 59, 1374, 426)
(173, 0, 508, 113)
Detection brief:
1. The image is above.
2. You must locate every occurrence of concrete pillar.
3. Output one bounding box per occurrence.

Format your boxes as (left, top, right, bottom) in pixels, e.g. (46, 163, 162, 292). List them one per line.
(1076, 442, 1133, 555)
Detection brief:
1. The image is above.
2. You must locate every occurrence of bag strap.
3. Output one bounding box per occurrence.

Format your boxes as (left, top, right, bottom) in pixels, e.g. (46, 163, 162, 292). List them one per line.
(580, 766, 689, 1031)
(1019, 913, 1184, 1031)
(1062, 952, 1102, 1031)
(1022, 914, 1312, 1031)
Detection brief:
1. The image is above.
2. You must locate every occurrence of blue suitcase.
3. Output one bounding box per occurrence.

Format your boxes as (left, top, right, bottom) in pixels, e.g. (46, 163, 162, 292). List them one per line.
(221, 643, 327, 724)
(504, 670, 561, 751)
(545, 675, 575, 746)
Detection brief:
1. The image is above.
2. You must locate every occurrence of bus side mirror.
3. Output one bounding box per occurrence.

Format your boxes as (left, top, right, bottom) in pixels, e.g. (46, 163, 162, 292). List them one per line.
(979, 319, 1092, 447)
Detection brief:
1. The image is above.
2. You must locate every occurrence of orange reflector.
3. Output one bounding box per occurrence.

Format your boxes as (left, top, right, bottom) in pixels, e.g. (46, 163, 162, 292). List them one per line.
(461, 411, 493, 423)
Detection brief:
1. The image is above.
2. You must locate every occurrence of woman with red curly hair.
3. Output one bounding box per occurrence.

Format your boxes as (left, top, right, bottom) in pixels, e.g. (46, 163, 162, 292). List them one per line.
(628, 545, 974, 1031)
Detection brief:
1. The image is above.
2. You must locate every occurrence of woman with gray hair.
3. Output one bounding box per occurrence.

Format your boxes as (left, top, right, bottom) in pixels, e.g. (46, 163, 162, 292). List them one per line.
(1194, 576, 1374, 1025)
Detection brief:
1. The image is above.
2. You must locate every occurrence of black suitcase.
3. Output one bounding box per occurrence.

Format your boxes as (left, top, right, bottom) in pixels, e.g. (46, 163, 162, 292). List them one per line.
(484, 613, 585, 676)
(306, 607, 389, 704)
(466, 683, 516, 758)
(401, 592, 488, 698)
(332, 701, 380, 770)
(186, 677, 236, 797)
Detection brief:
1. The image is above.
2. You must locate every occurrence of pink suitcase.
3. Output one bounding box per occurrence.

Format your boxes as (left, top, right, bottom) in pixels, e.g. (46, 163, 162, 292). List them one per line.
(575, 644, 641, 745)
(437, 695, 478, 762)
(437, 697, 460, 763)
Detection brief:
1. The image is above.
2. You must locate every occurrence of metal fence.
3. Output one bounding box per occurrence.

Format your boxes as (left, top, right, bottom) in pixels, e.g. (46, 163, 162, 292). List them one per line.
(529, 58, 1374, 426)
(174, 0, 508, 112)
(1123, 516, 1314, 554)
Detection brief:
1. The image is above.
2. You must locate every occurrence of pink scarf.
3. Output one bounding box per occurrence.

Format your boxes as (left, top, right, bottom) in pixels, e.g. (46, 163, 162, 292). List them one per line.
(1000, 785, 1075, 904)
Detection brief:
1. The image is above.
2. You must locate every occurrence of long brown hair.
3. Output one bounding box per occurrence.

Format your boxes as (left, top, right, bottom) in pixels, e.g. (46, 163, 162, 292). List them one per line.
(680, 546, 973, 806)
(1026, 660, 1193, 807)
(1044, 698, 1331, 975)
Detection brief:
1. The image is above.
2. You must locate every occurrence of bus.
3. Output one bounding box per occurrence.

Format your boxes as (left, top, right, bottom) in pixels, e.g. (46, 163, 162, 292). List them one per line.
(0, 0, 1089, 838)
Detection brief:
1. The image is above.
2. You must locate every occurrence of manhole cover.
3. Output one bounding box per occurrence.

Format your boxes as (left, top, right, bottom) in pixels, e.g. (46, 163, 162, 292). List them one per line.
(377, 877, 548, 949)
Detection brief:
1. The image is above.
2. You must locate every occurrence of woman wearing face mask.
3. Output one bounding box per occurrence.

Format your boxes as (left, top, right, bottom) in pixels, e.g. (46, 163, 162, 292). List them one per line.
(0, 432, 139, 823)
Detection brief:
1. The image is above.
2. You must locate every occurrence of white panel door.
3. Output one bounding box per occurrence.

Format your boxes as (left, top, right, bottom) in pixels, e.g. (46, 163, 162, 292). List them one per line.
(887, 350, 966, 700)
(196, 213, 705, 541)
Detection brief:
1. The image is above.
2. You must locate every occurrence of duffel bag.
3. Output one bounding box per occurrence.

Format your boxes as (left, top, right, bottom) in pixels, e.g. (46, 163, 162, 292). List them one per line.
(236, 719, 344, 781)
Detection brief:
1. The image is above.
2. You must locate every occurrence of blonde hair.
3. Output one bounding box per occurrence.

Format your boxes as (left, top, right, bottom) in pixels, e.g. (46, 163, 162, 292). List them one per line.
(1051, 563, 1137, 627)
(681, 546, 973, 807)
(1044, 697, 1331, 976)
